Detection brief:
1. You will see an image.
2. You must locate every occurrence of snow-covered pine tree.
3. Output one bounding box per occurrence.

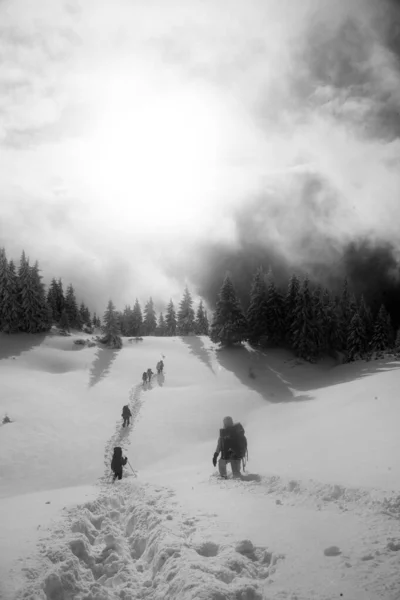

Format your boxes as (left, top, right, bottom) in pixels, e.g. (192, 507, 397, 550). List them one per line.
(130, 299, 143, 336)
(372, 304, 392, 353)
(101, 300, 122, 348)
(246, 267, 268, 345)
(291, 276, 321, 361)
(347, 311, 367, 362)
(143, 297, 157, 335)
(59, 308, 70, 332)
(157, 312, 166, 336)
(285, 273, 300, 345)
(266, 271, 286, 346)
(210, 274, 247, 346)
(65, 284, 81, 329)
(195, 300, 209, 335)
(177, 286, 195, 335)
(165, 299, 177, 336)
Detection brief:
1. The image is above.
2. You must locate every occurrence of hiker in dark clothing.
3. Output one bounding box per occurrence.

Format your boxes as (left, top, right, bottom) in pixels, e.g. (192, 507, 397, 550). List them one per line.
(142, 371, 148, 385)
(111, 447, 128, 481)
(156, 360, 164, 374)
(122, 405, 132, 427)
(147, 368, 153, 382)
(212, 416, 247, 479)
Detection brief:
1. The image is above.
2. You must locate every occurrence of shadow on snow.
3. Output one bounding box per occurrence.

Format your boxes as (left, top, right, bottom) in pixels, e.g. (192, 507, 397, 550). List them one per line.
(89, 347, 119, 388)
(0, 332, 47, 361)
(180, 335, 216, 375)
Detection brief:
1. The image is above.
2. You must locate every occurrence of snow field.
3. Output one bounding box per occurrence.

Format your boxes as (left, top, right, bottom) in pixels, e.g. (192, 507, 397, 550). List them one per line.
(2, 333, 400, 599)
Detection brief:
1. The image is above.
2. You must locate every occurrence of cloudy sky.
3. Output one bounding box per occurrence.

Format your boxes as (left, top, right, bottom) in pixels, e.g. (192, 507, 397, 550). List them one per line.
(1, 0, 400, 314)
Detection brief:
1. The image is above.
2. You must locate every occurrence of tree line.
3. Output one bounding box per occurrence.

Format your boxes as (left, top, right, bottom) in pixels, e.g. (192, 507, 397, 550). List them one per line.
(104, 286, 209, 343)
(210, 268, 399, 362)
(0, 248, 97, 334)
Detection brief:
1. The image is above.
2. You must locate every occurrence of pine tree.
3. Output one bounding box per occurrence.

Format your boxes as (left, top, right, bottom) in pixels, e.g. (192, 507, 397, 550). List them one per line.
(120, 305, 132, 336)
(65, 284, 81, 329)
(322, 289, 341, 354)
(55, 278, 65, 323)
(17, 253, 50, 333)
(46, 278, 60, 323)
(358, 295, 373, 354)
(130, 299, 143, 336)
(143, 297, 157, 335)
(266, 272, 286, 345)
(395, 328, 400, 354)
(165, 299, 177, 336)
(59, 308, 70, 332)
(246, 267, 269, 345)
(291, 276, 322, 361)
(347, 311, 367, 362)
(311, 285, 326, 355)
(30, 261, 52, 331)
(195, 300, 209, 335)
(210, 274, 248, 346)
(339, 278, 352, 352)
(157, 312, 167, 336)
(177, 286, 196, 335)
(285, 274, 300, 345)
(372, 304, 392, 352)
(1, 258, 21, 333)
(101, 299, 122, 348)
(0, 248, 9, 331)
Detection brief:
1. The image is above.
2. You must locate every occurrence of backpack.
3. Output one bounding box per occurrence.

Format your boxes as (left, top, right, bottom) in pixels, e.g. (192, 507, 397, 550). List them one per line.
(122, 405, 130, 417)
(111, 447, 123, 471)
(220, 423, 247, 460)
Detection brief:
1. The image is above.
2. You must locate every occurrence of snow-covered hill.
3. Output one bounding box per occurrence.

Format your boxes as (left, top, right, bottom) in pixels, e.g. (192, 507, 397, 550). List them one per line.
(1, 333, 400, 599)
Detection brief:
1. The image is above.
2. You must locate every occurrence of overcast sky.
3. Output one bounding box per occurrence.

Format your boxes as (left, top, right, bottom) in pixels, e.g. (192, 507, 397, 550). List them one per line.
(1, 0, 399, 315)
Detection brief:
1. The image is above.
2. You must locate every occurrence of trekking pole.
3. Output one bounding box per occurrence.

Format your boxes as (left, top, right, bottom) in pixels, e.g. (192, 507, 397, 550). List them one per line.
(127, 459, 135, 476)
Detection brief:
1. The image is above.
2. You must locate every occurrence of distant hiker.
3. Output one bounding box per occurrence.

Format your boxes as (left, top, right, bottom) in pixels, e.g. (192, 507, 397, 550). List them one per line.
(212, 416, 248, 479)
(156, 360, 164, 374)
(121, 404, 132, 427)
(147, 368, 153, 382)
(111, 447, 128, 482)
(142, 371, 148, 385)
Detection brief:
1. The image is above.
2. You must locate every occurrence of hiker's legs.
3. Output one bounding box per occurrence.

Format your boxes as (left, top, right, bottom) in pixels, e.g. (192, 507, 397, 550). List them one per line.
(127, 417, 130, 425)
(218, 459, 228, 478)
(123, 417, 127, 427)
(231, 459, 241, 478)
(116, 470, 122, 480)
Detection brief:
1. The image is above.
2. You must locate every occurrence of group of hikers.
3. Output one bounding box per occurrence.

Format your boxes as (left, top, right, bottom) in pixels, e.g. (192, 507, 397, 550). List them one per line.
(142, 359, 164, 385)
(112, 413, 248, 482)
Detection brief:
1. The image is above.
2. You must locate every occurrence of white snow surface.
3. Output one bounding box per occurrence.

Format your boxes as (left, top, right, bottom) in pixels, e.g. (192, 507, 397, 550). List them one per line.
(1, 332, 400, 599)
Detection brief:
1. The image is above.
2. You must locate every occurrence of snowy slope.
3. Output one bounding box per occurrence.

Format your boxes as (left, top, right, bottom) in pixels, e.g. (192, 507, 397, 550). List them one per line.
(1, 333, 400, 599)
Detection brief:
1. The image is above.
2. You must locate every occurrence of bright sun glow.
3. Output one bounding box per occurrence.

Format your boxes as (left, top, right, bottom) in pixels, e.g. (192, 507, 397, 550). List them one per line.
(81, 82, 225, 232)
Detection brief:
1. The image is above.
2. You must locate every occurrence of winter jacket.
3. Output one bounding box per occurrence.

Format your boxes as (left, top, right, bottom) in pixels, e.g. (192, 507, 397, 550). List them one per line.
(122, 406, 132, 418)
(111, 447, 128, 472)
(215, 422, 246, 460)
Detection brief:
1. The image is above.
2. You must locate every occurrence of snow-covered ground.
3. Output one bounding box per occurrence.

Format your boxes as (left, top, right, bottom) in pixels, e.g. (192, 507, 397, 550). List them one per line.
(1, 332, 400, 599)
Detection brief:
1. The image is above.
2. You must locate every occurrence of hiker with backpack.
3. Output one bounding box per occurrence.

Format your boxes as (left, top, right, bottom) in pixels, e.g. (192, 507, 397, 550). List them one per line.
(121, 404, 132, 427)
(212, 416, 248, 479)
(142, 371, 148, 385)
(111, 447, 128, 482)
(156, 360, 164, 374)
(147, 368, 153, 382)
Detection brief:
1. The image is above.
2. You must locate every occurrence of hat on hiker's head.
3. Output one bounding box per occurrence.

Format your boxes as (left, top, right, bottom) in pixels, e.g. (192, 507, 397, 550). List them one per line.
(223, 416, 233, 428)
